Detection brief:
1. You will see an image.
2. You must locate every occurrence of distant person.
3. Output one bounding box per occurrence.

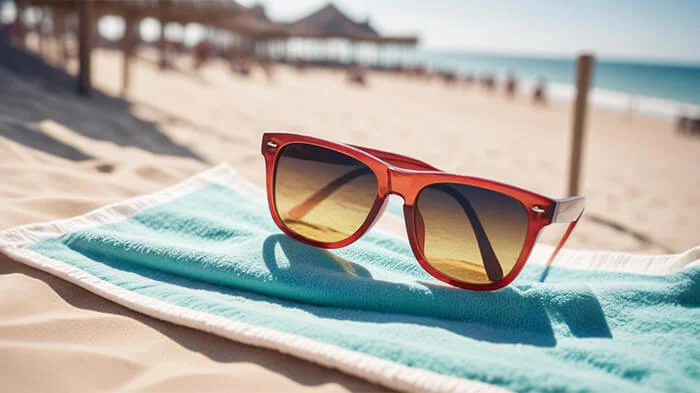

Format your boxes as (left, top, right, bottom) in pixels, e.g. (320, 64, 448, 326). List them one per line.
(294, 58, 307, 72)
(693, 118, 700, 136)
(463, 73, 475, 85)
(441, 69, 457, 85)
(676, 115, 690, 134)
(231, 59, 251, 76)
(533, 78, 547, 105)
(346, 64, 367, 85)
(505, 72, 517, 98)
(414, 64, 427, 79)
(166, 38, 184, 54)
(677, 114, 700, 137)
(229, 48, 251, 76)
(479, 74, 496, 91)
(257, 56, 275, 80)
(193, 40, 213, 70)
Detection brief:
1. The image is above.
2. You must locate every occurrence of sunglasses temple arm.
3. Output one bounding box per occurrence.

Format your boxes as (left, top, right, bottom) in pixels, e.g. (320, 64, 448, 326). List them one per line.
(545, 196, 586, 267)
(432, 185, 504, 281)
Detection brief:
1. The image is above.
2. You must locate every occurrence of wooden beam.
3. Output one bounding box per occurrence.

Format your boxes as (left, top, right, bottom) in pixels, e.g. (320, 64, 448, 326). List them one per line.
(567, 54, 595, 196)
(78, 0, 94, 96)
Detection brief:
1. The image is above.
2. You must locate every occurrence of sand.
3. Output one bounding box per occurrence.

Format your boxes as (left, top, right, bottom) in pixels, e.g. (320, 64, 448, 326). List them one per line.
(1, 42, 698, 392)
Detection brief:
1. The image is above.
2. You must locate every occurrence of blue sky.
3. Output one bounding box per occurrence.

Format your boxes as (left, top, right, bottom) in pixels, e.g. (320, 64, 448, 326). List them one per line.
(239, 0, 700, 63)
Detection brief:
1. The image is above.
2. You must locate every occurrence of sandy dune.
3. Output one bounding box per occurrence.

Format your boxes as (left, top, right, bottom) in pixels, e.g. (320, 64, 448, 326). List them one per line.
(1, 42, 698, 392)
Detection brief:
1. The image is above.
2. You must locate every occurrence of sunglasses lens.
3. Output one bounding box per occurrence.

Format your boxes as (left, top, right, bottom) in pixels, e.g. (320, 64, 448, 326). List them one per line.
(414, 183, 529, 285)
(274, 143, 379, 243)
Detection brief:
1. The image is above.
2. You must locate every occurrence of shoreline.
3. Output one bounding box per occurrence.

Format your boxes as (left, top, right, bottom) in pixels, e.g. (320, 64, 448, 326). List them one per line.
(410, 51, 700, 117)
(545, 82, 700, 120)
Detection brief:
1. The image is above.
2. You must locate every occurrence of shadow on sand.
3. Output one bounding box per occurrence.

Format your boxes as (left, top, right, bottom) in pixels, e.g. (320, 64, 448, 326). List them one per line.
(0, 34, 202, 162)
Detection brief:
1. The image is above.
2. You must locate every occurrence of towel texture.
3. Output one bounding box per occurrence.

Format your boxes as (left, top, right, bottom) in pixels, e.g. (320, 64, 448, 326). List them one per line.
(1, 164, 698, 393)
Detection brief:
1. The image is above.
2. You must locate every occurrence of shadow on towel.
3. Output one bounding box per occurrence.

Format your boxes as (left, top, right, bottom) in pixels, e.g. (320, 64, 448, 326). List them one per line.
(261, 235, 612, 346)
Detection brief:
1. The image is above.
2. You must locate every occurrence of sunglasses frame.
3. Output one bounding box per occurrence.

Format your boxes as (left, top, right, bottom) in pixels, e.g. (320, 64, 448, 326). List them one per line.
(262, 132, 585, 291)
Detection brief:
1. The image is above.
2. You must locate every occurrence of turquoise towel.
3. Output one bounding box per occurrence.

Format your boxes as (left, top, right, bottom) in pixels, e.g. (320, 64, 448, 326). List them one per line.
(1, 164, 698, 393)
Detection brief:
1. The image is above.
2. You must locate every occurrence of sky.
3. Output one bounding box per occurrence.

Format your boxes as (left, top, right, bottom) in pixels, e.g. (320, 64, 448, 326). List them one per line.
(239, 0, 700, 63)
(2, 0, 699, 63)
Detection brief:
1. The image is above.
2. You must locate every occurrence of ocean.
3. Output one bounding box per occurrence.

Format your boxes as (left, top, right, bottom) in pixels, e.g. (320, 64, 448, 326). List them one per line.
(286, 41, 700, 119)
(414, 51, 700, 119)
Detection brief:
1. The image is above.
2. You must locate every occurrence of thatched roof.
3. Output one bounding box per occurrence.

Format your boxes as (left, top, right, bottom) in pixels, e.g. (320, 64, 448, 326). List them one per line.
(16, 0, 249, 26)
(287, 3, 376, 41)
(16, 0, 287, 38)
(248, 3, 271, 22)
(286, 3, 417, 45)
(16, 0, 415, 43)
(226, 12, 288, 39)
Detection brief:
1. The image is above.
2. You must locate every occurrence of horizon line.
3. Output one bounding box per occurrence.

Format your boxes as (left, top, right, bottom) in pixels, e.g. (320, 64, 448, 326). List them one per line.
(418, 46, 700, 68)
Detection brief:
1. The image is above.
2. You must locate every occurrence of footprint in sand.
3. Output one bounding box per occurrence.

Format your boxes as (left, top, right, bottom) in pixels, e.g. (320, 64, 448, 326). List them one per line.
(96, 163, 115, 173)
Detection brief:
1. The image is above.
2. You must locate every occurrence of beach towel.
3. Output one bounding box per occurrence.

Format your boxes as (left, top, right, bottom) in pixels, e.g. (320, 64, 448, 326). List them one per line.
(1, 163, 698, 393)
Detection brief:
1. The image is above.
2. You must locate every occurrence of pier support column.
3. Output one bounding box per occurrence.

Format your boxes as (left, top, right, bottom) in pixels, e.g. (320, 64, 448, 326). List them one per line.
(158, 19, 168, 70)
(54, 9, 67, 67)
(37, 8, 46, 57)
(78, 0, 94, 96)
(121, 12, 137, 96)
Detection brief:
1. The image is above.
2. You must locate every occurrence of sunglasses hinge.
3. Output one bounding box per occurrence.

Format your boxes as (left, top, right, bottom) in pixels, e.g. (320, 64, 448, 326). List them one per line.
(531, 205, 546, 214)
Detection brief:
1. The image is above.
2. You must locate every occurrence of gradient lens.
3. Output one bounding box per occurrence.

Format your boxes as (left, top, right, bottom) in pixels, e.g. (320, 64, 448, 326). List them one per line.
(414, 183, 529, 285)
(274, 143, 379, 243)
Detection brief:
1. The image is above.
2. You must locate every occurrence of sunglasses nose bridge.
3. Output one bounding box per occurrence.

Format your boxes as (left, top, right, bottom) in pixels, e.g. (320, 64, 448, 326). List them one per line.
(386, 167, 420, 205)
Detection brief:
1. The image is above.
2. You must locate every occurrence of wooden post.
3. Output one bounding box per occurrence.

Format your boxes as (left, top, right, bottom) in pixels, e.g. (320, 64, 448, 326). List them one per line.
(54, 9, 67, 67)
(350, 40, 357, 65)
(121, 13, 136, 95)
(158, 18, 167, 69)
(78, 0, 94, 96)
(567, 54, 595, 196)
(37, 8, 46, 56)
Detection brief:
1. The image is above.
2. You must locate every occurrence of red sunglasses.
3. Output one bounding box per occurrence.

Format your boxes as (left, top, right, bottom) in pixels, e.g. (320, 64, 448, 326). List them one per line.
(261, 133, 585, 291)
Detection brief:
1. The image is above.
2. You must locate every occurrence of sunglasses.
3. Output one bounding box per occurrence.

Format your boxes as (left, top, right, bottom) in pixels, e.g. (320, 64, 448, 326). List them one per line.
(261, 133, 585, 291)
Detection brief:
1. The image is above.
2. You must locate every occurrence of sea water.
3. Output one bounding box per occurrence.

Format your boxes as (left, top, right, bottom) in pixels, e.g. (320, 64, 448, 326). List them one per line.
(417, 51, 700, 119)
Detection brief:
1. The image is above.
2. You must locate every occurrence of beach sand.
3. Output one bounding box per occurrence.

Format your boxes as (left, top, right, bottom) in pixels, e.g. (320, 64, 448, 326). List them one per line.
(1, 44, 698, 392)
